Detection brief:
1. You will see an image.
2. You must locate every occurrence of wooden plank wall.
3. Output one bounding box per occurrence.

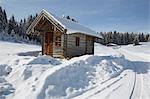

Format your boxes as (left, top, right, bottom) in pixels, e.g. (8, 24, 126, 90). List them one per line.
(66, 33, 86, 57)
(52, 27, 64, 58)
(86, 35, 94, 54)
(38, 19, 64, 58)
(62, 33, 67, 57)
(41, 33, 45, 55)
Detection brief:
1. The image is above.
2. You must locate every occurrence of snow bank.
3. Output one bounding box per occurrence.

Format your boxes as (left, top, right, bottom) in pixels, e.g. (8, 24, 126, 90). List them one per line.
(0, 78, 14, 95)
(23, 66, 32, 80)
(0, 64, 12, 76)
(28, 55, 61, 65)
(36, 55, 131, 99)
(0, 64, 14, 98)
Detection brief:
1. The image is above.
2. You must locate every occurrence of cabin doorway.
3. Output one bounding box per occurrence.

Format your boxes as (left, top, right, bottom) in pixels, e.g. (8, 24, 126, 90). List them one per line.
(44, 32, 53, 55)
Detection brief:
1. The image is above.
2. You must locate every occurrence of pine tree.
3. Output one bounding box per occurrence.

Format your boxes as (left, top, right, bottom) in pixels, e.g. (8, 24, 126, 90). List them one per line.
(0, 6, 5, 31)
(3, 9, 8, 30)
(66, 16, 70, 20)
(3, 10, 7, 23)
(133, 36, 140, 45)
(141, 33, 145, 42)
(8, 15, 17, 34)
(18, 19, 23, 36)
(146, 34, 150, 41)
(148, 36, 150, 42)
(0, 6, 3, 31)
(113, 31, 117, 44)
(23, 18, 27, 34)
(129, 32, 134, 44)
(116, 32, 121, 45)
(26, 15, 33, 30)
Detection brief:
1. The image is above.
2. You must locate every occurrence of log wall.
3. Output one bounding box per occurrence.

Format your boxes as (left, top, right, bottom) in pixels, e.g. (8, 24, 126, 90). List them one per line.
(66, 33, 88, 57)
(52, 27, 64, 58)
(86, 35, 94, 54)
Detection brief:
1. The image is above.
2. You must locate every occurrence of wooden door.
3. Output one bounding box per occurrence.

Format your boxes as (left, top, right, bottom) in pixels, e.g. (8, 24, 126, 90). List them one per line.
(45, 32, 53, 55)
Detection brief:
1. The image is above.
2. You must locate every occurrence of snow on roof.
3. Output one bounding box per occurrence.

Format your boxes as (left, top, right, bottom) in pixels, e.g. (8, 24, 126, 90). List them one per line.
(42, 9, 102, 38)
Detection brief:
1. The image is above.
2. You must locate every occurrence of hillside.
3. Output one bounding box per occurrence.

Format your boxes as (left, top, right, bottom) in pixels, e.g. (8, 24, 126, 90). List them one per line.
(0, 41, 150, 99)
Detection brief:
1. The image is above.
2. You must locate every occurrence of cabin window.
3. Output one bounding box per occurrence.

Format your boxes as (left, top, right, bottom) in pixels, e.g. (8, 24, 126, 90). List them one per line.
(55, 33, 61, 47)
(75, 37, 80, 46)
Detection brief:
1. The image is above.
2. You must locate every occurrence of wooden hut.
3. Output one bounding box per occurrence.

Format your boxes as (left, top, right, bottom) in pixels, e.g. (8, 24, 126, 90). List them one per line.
(27, 10, 102, 58)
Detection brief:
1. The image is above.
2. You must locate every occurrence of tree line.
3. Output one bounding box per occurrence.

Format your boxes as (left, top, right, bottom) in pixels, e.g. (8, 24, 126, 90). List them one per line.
(0, 6, 40, 44)
(98, 31, 150, 45)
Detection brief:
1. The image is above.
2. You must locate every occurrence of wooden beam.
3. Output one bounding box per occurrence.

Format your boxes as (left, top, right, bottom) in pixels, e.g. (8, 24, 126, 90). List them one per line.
(38, 19, 47, 29)
(44, 15, 64, 33)
(34, 28, 44, 32)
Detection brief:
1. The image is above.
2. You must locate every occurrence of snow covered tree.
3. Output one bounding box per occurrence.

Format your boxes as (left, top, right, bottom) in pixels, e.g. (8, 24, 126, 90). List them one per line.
(3, 9, 8, 30)
(133, 36, 140, 45)
(113, 31, 117, 44)
(0, 7, 8, 32)
(8, 15, 17, 34)
(129, 32, 135, 44)
(146, 34, 150, 42)
(141, 33, 145, 42)
(18, 19, 25, 36)
(99, 31, 149, 45)
(147, 36, 150, 42)
(0, 6, 3, 31)
(0, 6, 41, 44)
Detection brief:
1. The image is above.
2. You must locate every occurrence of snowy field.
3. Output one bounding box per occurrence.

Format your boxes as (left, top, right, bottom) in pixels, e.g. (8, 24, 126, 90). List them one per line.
(0, 41, 150, 99)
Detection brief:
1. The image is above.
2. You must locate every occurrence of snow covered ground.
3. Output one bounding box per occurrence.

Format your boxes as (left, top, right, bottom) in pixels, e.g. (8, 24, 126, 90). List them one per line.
(0, 41, 150, 99)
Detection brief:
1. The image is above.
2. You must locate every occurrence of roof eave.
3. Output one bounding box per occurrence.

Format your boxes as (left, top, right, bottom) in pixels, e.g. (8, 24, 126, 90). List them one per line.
(26, 10, 66, 35)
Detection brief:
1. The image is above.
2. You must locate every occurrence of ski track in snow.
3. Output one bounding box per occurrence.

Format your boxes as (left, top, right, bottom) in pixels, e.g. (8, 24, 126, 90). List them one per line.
(118, 49, 150, 99)
(74, 69, 135, 99)
(0, 41, 150, 99)
(129, 63, 142, 99)
(74, 44, 150, 99)
(102, 47, 150, 99)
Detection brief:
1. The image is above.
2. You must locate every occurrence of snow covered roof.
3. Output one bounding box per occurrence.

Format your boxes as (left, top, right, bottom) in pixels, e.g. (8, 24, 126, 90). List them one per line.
(27, 9, 102, 38)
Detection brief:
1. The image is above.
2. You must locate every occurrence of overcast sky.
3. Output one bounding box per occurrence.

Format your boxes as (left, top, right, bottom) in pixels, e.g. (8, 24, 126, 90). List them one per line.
(0, 0, 149, 33)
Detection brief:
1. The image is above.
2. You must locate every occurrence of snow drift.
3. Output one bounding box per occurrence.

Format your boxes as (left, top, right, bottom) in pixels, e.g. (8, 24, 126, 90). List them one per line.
(0, 64, 12, 76)
(33, 55, 131, 99)
(28, 55, 61, 65)
(0, 64, 14, 99)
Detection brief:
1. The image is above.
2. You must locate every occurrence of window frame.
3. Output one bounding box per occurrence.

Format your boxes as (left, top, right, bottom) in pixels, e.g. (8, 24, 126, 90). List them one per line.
(75, 37, 80, 46)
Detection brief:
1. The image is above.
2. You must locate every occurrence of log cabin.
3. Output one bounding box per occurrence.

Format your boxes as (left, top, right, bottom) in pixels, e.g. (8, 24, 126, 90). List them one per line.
(27, 9, 102, 58)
